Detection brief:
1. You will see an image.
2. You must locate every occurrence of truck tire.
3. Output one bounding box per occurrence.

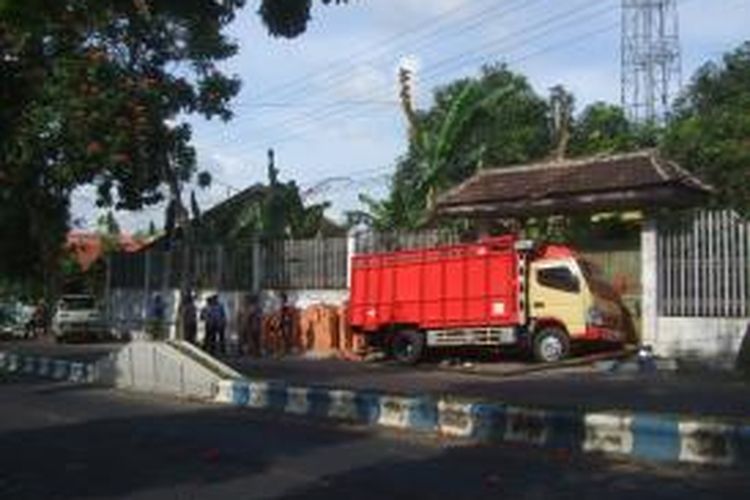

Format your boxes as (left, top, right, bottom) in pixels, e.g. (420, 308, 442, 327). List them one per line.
(391, 329, 425, 365)
(533, 327, 569, 363)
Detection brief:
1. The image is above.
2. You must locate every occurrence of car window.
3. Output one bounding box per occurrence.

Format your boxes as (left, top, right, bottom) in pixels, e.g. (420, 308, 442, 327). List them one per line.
(61, 297, 96, 310)
(537, 266, 580, 294)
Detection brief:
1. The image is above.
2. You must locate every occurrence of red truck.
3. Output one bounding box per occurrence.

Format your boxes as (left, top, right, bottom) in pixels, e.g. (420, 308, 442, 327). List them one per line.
(349, 235, 628, 364)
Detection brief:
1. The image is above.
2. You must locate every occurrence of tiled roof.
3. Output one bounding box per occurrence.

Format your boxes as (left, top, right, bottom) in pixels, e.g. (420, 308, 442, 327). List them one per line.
(66, 232, 148, 271)
(436, 151, 711, 216)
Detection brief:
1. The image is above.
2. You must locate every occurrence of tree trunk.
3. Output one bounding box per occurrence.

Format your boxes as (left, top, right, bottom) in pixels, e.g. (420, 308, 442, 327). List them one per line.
(165, 167, 193, 341)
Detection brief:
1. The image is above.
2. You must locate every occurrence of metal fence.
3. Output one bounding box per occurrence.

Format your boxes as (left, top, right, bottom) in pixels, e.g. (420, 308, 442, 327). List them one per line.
(110, 238, 346, 291)
(658, 210, 750, 318)
(261, 237, 347, 289)
(353, 228, 463, 254)
(109, 229, 651, 317)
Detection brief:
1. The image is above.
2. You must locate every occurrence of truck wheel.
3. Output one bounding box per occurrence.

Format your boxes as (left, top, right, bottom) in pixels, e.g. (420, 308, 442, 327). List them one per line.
(533, 327, 569, 363)
(391, 330, 425, 365)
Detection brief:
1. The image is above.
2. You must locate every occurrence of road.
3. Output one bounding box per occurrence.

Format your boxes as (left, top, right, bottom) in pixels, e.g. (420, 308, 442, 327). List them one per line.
(4, 338, 750, 417)
(1, 373, 748, 499)
(223, 356, 750, 418)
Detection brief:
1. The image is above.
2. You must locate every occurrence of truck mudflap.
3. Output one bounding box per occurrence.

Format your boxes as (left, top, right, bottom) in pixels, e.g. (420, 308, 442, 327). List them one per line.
(426, 327, 517, 347)
(581, 326, 625, 343)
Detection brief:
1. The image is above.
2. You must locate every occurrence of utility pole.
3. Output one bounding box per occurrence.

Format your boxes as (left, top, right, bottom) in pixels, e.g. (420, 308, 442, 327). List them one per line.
(621, 0, 682, 124)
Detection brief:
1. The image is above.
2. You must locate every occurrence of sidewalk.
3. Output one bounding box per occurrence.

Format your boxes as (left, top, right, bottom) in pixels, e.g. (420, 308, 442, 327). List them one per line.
(222, 355, 750, 420)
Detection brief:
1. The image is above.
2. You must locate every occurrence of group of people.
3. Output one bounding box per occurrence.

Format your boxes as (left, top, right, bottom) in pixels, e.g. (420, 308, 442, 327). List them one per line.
(174, 291, 294, 357)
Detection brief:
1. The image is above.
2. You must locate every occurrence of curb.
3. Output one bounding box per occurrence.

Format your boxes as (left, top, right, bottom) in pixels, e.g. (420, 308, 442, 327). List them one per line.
(0, 351, 98, 384)
(3, 349, 748, 468)
(215, 378, 750, 468)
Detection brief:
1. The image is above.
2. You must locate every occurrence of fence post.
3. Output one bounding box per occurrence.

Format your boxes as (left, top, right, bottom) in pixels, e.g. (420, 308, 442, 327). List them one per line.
(252, 239, 262, 293)
(641, 217, 659, 349)
(143, 251, 151, 333)
(216, 244, 224, 290)
(105, 253, 112, 332)
(346, 230, 357, 290)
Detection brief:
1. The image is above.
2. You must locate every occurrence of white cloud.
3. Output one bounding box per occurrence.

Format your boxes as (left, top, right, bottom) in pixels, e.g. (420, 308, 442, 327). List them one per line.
(337, 63, 390, 100)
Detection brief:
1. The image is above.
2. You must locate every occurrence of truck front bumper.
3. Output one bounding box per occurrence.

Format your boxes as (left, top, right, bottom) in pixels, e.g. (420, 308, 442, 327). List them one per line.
(582, 326, 625, 343)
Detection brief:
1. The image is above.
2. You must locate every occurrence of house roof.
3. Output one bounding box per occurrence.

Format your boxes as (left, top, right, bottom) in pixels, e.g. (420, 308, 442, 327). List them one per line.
(66, 232, 148, 271)
(435, 151, 712, 218)
(143, 181, 346, 251)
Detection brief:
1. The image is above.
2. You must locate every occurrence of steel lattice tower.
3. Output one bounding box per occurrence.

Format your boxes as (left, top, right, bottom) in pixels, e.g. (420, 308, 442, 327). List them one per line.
(621, 0, 682, 124)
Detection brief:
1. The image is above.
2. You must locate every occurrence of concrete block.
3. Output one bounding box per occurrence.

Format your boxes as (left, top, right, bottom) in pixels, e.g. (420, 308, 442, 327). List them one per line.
(584, 413, 634, 455)
(505, 407, 549, 446)
(327, 390, 359, 421)
(679, 421, 736, 466)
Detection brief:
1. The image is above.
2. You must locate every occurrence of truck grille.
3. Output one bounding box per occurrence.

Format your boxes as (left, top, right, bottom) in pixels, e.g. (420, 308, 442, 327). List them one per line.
(427, 328, 517, 347)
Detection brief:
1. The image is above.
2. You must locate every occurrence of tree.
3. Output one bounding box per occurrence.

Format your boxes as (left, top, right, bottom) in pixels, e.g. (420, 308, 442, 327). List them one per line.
(361, 65, 551, 229)
(663, 41, 750, 214)
(259, 0, 348, 38)
(569, 102, 658, 157)
(0, 0, 347, 294)
(228, 150, 332, 241)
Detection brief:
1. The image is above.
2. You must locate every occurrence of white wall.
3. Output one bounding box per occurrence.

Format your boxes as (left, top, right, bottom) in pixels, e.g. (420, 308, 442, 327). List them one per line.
(654, 317, 749, 369)
(108, 287, 349, 342)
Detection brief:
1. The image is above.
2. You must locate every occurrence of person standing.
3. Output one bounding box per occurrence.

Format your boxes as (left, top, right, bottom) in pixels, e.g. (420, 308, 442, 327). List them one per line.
(180, 291, 197, 345)
(147, 293, 166, 340)
(32, 299, 48, 338)
(200, 296, 214, 352)
(279, 292, 294, 355)
(214, 295, 227, 355)
(201, 295, 226, 355)
(238, 294, 263, 357)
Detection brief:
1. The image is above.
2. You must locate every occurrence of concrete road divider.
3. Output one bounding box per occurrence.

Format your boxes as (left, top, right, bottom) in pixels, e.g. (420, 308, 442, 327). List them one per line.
(214, 378, 750, 468)
(2, 344, 749, 468)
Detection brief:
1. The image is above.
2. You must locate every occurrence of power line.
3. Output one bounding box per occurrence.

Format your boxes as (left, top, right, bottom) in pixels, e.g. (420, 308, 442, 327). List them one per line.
(216, 0, 615, 153)
(241, 0, 535, 107)
(230, 0, 611, 146)
(199, 0, 546, 143)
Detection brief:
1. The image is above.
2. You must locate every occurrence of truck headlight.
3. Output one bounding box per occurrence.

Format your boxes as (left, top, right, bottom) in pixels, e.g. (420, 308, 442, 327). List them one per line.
(586, 306, 606, 326)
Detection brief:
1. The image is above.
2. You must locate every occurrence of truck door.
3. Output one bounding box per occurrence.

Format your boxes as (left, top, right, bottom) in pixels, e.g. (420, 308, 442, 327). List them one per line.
(528, 260, 587, 336)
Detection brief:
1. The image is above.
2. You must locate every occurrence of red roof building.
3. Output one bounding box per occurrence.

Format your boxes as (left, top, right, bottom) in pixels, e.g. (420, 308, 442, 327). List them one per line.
(66, 231, 149, 271)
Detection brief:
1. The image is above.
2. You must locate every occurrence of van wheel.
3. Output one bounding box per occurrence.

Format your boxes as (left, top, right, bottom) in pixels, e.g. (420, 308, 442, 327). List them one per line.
(533, 327, 569, 363)
(391, 329, 425, 365)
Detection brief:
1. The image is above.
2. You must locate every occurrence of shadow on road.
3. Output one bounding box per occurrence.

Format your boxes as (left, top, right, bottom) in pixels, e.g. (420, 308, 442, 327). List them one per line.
(0, 377, 749, 499)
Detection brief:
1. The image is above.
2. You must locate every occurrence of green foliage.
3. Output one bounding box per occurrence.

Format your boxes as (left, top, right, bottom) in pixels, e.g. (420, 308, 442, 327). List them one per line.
(360, 62, 673, 231)
(570, 102, 658, 157)
(0, 0, 345, 297)
(192, 157, 333, 243)
(228, 169, 332, 241)
(259, 0, 347, 38)
(663, 41, 750, 214)
(0, 0, 248, 286)
(361, 65, 551, 230)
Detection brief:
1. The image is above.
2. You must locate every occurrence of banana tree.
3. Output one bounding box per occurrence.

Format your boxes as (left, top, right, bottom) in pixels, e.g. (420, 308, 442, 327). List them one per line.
(411, 81, 519, 214)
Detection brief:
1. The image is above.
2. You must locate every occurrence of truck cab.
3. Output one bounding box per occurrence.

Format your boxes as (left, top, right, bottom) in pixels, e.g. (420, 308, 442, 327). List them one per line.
(527, 244, 627, 362)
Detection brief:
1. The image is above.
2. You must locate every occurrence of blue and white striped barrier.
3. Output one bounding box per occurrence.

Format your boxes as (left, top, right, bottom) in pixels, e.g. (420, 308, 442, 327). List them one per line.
(0, 350, 97, 385)
(2, 348, 748, 468)
(215, 379, 750, 468)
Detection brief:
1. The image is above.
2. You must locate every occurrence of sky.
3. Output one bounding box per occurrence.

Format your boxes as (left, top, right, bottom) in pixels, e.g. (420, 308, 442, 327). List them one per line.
(70, 0, 749, 233)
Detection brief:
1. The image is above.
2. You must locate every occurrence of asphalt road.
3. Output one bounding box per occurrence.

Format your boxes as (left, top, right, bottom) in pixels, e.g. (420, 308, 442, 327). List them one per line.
(1, 373, 748, 500)
(4, 338, 750, 418)
(223, 356, 750, 418)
